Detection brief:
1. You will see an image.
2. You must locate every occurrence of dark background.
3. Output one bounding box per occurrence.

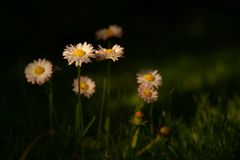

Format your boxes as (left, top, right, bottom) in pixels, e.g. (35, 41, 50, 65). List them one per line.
(1, 0, 240, 58)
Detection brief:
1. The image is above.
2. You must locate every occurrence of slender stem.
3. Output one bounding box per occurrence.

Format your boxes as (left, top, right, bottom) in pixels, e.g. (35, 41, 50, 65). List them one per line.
(78, 67, 84, 133)
(150, 103, 154, 135)
(97, 79, 107, 139)
(79, 72, 85, 159)
(168, 145, 180, 158)
(104, 61, 112, 138)
(44, 81, 54, 129)
(168, 87, 175, 121)
(104, 61, 112, 155)
(75, 67, 85, 160)
(75, 66, 84, 139)
(107, 61, 111, 96)
(136, 99, 144, 111)
(137, 135, 161, 156)
(75, 102, 80, 138)
(49, 81, 53, 128)
(20, 131, 46, 160)
(107, 40, 112, 49)
(130, 127, 140, 149)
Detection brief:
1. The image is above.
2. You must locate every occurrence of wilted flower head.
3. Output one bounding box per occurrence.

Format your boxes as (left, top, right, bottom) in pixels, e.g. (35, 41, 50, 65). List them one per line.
(137, 83, 158, 103)
(63, 42, 95, 67)
(96, 24, 123, 41)
(24, 58, 53, 85)
(95, 44, 124, 62)
(73, 76, 96, 98)
(137, 70, 162, 88)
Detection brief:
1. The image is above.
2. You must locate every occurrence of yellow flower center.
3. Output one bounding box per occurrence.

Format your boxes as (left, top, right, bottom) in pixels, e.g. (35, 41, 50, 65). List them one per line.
(80, 82, 89, 90)
(135, 111, 143, 118)
(143, 74, 155, 82)
(74, 49, 86, 57)
(143, 88, 152, 97)
(34, 66, 45, 75)
(105, 49, 113, 54)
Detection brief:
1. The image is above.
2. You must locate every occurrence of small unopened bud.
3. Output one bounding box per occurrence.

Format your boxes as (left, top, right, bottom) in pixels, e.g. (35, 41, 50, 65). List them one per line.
(135, 111, 143, 118)
(130, 111, 144, 126)
(159, 126, 171, 137)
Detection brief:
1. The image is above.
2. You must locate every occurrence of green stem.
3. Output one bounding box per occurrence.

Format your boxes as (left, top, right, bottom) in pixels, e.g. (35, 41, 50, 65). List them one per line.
(75, 103, 80, 138)
(136, 99, 144, 111)
(75, 66, 84, 139)
(97, 79, 107, 139)
(20, 132, 46, 160)
(107, 61, 111, 96)
(45, 81, 54, 129)
(131, 127, 140, 149)
(150, 103, 154, 135)
(49, 81, 54, 128)
(168, 87, 175, 121)
(78, 67, 84, 133)
(137, 135, 161, 156)
(104, 61, 111, 137)
(107, 40, 112, 49)
(168, 145, 180, 158)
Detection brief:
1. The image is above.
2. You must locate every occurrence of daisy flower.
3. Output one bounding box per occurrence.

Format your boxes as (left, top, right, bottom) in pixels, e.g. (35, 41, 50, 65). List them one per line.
(137, 83, 158, 103)
(63, 42, 95, 67)
(73, 76, 96, 98)
(24, 58, 53, 85)
(137, 70, 162, 88)
(95, 44, 124, 62)
(96, 24, 123, 41)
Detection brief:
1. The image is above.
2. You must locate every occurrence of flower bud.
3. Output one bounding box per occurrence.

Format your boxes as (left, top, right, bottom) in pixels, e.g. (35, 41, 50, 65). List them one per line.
(159, 126, 171, 137)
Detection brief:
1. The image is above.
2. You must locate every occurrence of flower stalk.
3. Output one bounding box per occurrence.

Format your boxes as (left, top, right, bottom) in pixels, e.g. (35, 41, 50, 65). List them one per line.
(97, 79, 107, 139)
(48, 80, 54, 128)
(149, 103, 154, 135)
(75, 66, 84, 139)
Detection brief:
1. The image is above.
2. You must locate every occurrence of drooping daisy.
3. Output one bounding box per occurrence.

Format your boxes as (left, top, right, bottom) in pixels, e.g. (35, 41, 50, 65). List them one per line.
(24, 58, 53, 85)
(73, 76, 96, 98)
(137, 83, 158, 103)
(95, 44, 124, 62)
(63, 42, 95, 67)
(96, 24, 123, 41)
(137, 70, 162, 88)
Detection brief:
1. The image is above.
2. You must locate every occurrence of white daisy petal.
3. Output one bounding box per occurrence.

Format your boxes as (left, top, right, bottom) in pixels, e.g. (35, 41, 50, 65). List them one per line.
(24, 58, 53, 85)
(73, 76, 96, 98)
(137, 69, 162, 88)
(62, 42, 95, 67)
(95, 44, 124, 62)
(137, 83, 158, 103)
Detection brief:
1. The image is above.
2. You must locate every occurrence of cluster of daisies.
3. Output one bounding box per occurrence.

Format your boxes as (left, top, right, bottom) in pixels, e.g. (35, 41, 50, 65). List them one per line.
(136, 70, 162, 103)
(130, 70, 162, 126)
(24, 24, 124, 98)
